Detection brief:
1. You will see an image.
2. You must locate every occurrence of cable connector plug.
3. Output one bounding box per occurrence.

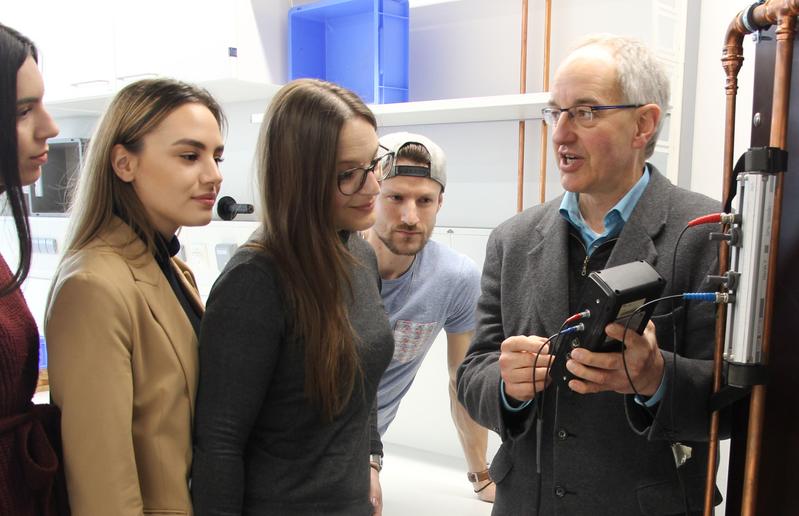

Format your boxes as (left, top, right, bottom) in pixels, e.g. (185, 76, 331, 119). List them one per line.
(715, 292, 735, 304)
(720, 213, 740, 225)
(560, 323, 585, 335)
(564, 310, 591, 325)
(682, 292, 735, 303)
(687, 212, 741, 227)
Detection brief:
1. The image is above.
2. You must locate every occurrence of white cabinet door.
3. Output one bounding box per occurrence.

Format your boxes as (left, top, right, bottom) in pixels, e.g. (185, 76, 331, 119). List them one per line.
(2, 1, 116, 101)
(448, 227, 491, 270)
(111, 0, 238, 86)
(431, 227, 491, 270)
(6, 0, 280, 106)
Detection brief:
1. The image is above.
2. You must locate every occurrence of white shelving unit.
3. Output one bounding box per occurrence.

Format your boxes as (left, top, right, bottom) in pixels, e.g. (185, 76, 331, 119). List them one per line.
(372, 92, 549, 126)
(45, 79, 284, 118)
(248, 91, 550, 127)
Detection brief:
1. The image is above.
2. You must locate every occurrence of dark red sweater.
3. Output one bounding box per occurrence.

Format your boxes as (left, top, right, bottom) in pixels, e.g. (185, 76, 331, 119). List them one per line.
(0, 255, 68, 515)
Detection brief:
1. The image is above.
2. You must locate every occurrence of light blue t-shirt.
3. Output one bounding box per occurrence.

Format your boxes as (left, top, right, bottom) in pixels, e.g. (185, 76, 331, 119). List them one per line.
(376, 239, 481, 435)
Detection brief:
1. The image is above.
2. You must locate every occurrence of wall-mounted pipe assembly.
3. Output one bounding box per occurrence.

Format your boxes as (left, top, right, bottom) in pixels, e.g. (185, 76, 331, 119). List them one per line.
(706, 2, 798, 515)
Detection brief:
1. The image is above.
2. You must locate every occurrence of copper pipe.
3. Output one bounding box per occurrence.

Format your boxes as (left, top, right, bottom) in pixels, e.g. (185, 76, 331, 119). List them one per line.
(516, 0, 529, 213)
(711, 2, 799, 514)
(517, 122, 526, 212)
(538, 0, 552, 204)
(703, 15, 747, 515)
(740, 11, 795, 516)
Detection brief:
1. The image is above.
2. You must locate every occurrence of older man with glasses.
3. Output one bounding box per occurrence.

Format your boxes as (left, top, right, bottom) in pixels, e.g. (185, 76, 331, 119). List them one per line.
(457, 34, 723, 515)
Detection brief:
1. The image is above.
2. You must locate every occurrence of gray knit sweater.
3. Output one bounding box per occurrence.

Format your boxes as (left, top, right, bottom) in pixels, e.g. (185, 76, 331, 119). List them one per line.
(191, 234, 394, 516)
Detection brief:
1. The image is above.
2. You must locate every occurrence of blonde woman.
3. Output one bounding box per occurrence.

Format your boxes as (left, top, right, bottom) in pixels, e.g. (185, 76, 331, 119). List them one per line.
(45, 78, 225, 516)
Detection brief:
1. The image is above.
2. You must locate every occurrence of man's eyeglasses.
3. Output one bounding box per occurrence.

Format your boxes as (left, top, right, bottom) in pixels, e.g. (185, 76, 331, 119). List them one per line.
(541, 104, 643, 128)
(337, 145, 395, 195)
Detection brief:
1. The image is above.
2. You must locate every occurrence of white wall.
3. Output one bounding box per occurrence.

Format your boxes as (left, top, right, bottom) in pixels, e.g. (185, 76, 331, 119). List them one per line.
(690, 0, 756, 201)
(42, 0, 697, 225)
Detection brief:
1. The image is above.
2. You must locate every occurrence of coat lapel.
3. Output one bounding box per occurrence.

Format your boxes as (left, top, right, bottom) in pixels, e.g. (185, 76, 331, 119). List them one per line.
(171, 257, 205, 317)
(526, 202, 571, 337)
(103, 219, 200, 417)
(524, 167, 671, 337)
(606, 167, 670, 269)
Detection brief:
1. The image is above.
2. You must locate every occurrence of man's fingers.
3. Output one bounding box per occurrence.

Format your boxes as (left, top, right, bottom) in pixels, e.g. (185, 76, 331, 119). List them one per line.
(567, 378, 600, 394)
(566, 358, 612, 386)
(504, 365, 553, 384)
(569, 348, 621, 370)
(501, 335, 551, 354)
(605, 320, 655, 345)
(499, 349, 553, 372)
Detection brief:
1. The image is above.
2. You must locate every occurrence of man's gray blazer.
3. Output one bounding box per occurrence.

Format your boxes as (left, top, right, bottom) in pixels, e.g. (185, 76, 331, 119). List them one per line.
(458, 167, 725, 515)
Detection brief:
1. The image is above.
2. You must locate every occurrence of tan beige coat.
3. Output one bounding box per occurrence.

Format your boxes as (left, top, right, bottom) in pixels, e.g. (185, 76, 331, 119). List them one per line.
(45, 218, 202, 516)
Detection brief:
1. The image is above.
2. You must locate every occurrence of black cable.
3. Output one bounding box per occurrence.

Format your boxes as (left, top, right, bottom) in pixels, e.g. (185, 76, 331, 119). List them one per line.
(619, 294, 685, 424)
(534, 418, 543, 514)
(531, 325, 573, 419)
(669, 224, 691, 442)
(667, 223, 709, 516)
(531, 332, 556, 420)
(531, 320, 579, 516)
(619, 293, 691, 516)
(620, 237, 724, 516)
(676, 464, 691, 516)
(532, 333, 558, 516)
(618, 221, 706, 439)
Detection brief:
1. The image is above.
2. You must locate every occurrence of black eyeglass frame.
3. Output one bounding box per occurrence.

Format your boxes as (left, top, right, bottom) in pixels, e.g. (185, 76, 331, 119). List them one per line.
(541, 104, 644, 127)
(336, 144, 395, 196)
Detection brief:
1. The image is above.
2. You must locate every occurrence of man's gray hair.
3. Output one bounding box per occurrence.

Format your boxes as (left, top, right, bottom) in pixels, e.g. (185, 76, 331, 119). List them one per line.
(572, 34, 670, 159)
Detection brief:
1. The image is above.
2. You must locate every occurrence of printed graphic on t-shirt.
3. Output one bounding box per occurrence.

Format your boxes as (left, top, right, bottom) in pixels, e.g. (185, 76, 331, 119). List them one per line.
(392, 320, 438, 364)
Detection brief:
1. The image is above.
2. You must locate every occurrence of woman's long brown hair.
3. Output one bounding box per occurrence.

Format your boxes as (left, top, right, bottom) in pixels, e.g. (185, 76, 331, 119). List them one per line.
(255, 79, 376, 421)
(0, 23, 37, 296)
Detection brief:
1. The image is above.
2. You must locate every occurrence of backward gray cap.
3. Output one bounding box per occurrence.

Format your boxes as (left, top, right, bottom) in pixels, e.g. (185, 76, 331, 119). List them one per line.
(379, 132, 447, 190)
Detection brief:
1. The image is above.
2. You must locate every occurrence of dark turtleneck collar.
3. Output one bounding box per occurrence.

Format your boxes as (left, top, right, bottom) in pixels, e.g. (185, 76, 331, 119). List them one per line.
(152, 232, 202, 337)
(154, 233, 182, 268)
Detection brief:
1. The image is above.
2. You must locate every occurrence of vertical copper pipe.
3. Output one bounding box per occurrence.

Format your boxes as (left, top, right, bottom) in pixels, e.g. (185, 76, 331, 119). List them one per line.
(741, 12, 795, 516)
(538, 0, 552, 204)
(516, 0, 529, 212)
(711, 2, 797, 514)
(704, 17, 746, 515)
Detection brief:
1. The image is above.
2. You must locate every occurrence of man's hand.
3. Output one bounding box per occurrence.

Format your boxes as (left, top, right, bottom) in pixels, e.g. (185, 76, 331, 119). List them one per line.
(499, 335, 553, 402)
(566, 320, 664, 396)
(370, 466, 382, 515)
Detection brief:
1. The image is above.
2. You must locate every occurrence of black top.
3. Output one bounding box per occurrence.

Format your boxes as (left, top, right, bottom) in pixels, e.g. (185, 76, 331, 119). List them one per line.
(153, 235, 201, 337)
(567, 229, 617, 316)
(191, 233, 394, 516)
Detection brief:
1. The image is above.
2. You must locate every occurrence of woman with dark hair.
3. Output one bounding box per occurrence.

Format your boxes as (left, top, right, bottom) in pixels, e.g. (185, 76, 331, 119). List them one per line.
(191, 78, 395, 516)
(0, 22, 65, 516)
(45, 78, 225, 515)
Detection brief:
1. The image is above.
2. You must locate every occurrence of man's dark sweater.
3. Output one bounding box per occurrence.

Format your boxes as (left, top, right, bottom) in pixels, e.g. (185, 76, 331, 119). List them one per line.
(191, 234, 394, 516)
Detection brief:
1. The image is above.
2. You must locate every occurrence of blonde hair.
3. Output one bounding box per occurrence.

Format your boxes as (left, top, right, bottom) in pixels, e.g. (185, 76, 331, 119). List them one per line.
(64, 78, 225, 254)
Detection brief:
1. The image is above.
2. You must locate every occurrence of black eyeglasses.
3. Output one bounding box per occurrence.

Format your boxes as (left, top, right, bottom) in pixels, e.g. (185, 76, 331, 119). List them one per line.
(336, 145, 395, 195)
(541, 104, 643, 128)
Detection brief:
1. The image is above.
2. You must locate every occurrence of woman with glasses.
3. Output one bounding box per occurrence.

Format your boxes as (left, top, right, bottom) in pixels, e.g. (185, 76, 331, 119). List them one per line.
(0, 23, 66, 516)
(191, 78, 395, 516)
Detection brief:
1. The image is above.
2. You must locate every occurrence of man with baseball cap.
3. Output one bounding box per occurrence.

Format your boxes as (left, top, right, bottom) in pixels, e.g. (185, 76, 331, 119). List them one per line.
(365, 132, 495, 502)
